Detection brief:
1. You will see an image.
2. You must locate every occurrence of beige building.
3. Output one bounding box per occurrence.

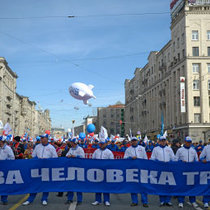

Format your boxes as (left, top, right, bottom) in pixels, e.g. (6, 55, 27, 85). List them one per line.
(97, 103, 125, 136)
(0, 57, 51, 136)
(51, 128, 66, 139)
(125, 0, 210, 142)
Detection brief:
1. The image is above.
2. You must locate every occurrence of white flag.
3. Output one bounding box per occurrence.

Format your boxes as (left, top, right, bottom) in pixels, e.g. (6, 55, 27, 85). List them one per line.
(129, 128, 133, 138)
(3, 123, 12, 135)
(163, 130, 168, 138)
(99, 126, 108, 141)
(0, 121, 3, 129)
(144, 135, 149, 144)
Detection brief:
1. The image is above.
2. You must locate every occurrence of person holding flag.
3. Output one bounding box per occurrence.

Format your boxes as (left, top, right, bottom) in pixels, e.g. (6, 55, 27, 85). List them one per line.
(150, 136, 175, 207)
(0, 136, 15, 205)
(92, 127, 114, 207)
(65, 138, 85, 205)
(22, 134, 58, 206)
(124, 137, 149, 207)
(200, 142, 210, 208)
(175, 136, 199, 208)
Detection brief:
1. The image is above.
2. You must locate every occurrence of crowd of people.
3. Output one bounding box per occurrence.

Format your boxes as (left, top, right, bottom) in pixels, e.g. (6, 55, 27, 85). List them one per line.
(0, 134, 209, 208)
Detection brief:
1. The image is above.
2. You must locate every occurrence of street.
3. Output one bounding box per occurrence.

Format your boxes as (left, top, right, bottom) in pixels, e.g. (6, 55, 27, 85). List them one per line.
(1, 193, 208, 210)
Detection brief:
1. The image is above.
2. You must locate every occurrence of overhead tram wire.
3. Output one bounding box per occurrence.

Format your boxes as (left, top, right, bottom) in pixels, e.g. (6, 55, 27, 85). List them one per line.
(0, 12, 170, 20)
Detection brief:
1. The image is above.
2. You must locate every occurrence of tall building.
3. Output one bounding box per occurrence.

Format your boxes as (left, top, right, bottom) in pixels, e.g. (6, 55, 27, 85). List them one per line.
(0, 57, 51, 136)
(125, 0, 210, 142)
(97, 103, 125, 136)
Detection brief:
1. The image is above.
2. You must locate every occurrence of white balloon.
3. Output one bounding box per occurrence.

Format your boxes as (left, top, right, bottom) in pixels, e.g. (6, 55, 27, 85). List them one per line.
(69, 82, 96, 105)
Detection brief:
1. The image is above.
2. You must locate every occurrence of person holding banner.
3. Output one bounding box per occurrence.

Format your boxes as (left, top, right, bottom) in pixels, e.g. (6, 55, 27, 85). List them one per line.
(200, 143, 210, 208)
(22, 134, 58, 206)
(65, 138, 85, 205)
(124, 137, 149, 207)
(0, 136, 15, 205)
(91, 138, 114, 206)
(150, 136, 175, 207)
(175, 136, 199, 208)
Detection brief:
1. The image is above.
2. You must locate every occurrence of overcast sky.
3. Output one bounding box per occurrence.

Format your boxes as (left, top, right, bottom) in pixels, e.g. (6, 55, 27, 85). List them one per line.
(0, 0, 171, 130)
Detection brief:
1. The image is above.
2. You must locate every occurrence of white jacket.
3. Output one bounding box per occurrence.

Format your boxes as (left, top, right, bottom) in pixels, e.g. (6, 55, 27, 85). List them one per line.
(151, 145, 175, 162)
(32, 144, 58, 159)
(200, 145, 210, 161)
(176, 146, 198, 162)
(124, 145, 148, 160)
(0, 144, 15, 160)
(92, 148, 114, 159)
(66, 146, 85, 158)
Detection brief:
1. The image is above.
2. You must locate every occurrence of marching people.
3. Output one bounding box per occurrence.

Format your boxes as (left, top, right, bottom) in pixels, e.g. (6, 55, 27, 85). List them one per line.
(171, 139, 181, 155)
(91, 138, 114, 206)
(65, 138, 85, 205)
(124, 137, 149, 207)
(107, 139, 119, 151)
(22, 134, 58, 206)
(91, 139, 100, 149)
(0, 136, 15, 205)
(200, 143, 210, 208)
(150, 136, 175, 207)
(23, 141, 34, 159)
(195, 140, 204, 153)
(175, 136, 199, 208)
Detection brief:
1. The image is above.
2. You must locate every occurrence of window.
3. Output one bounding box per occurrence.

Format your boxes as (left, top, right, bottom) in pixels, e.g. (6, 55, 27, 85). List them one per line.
(177, 37, 180, 49)
(182, 49, 185, 58)
(194, 97, 200, 106)
(208, 47, 210, 56)
(208, 64, 210, 73)
(208, 80, 210, 90)
(194, 114, 201, 123)
(193, 80, 200, 90)
(181, 33, 185, 44)
(193, 47, 199, 56)
(192, 30, 199, 40)
(207, 30, 210, 40)
(192, 63, 200, 73)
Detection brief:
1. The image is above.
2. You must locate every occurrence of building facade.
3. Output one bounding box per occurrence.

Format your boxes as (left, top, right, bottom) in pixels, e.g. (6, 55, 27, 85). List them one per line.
(0, 57, 51, 136)
(97, 103, 125, 136)
(125, 0, 210, 142)
(51, 128, 66, 139)
(74, 115, 97, 136)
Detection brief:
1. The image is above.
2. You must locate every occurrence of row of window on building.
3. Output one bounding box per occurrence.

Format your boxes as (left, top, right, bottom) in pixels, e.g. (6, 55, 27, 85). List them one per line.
(192, 30, 210, 40)
(192, 63, 210, 73)
(192, 80, 210, 90)
(192, 46, 210, 56)
(193, 96, 210, 107)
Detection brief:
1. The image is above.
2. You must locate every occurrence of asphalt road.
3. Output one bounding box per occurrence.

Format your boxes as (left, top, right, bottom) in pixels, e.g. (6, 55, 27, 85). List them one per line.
(0, 193, 208, 210)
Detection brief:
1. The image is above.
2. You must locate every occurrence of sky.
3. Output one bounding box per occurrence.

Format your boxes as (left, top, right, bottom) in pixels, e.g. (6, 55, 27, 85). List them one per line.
(0, 0, 171, 129)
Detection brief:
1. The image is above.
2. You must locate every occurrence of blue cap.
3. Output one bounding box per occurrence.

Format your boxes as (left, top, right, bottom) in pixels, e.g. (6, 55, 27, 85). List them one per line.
(199, 140, 202, 143)
(40, 134, 49, 138)
(111, 139, 115, 143)
(185, 136, 192, 142)
(70, 138, 78, 144)
(99, 139, 108, 144)
(159, 136, 166, 141)
(131, 137, 138, 141)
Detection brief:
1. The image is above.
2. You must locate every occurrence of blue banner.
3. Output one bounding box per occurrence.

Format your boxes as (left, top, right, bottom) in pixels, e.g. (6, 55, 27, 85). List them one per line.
(0, 158, 209, 196)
